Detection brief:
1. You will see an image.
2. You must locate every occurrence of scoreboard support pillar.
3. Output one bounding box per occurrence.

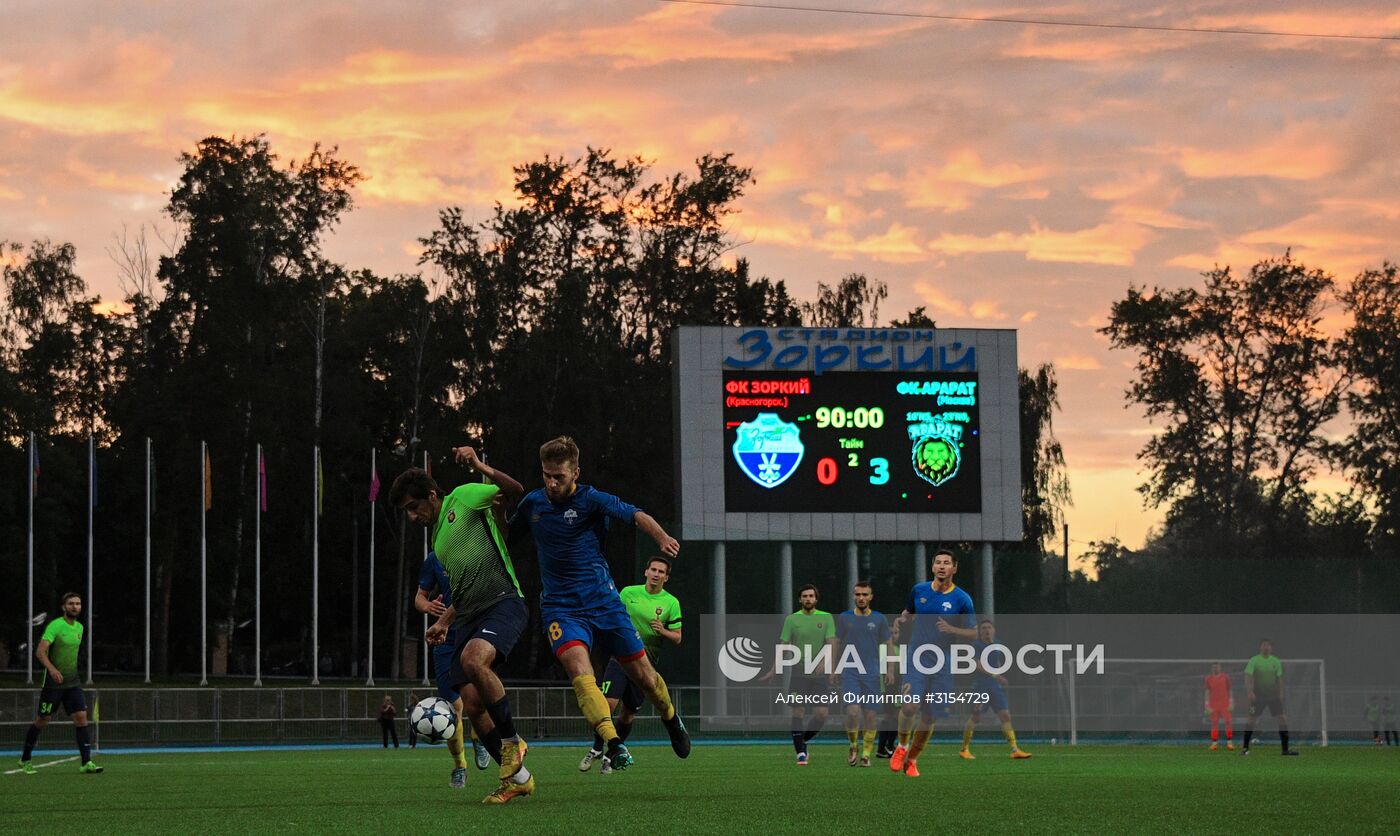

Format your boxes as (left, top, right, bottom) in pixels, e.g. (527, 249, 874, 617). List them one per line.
(845, 541, 858, 595)
(914, 543, 928, 584)
(979, 542, 995, 617)
(713, 541, 728, 715)
(778, 542, 793, 610)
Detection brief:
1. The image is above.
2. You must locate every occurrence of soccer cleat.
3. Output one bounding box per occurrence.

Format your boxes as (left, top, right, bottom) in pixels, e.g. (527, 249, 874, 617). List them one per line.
(18, 760, 36, 775)
(664, 712, 691, 759)
(599, 758, 614, 776)
(860, 756, 871, 768)
(848, 746, 859, 766)
(482, 775, 535, 804)
(1209, 743, 1219, 751)
(450, 767, 467, 789)
(578, 749, 600, 772)
(889, 745, 907, 772)
(1226, 743, 1235, 750)
(1240, 748, 1251, 756)
(903, 759, 920, 777)
(79, 761, 103, 774)
(1011, 749, 1032, 760)
(875, 747, 893, 759)
(473, 739, 490, 770)
(604, 740, 633, 772)
(1282, 750, 1300, 757)
(959, 749, 976, 760)
(796, 752, 808, 766)
(499, 737, 528, 781)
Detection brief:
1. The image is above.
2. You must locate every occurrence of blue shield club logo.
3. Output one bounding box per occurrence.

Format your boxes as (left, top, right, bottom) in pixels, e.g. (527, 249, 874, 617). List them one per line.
(733, 413, 804, 489)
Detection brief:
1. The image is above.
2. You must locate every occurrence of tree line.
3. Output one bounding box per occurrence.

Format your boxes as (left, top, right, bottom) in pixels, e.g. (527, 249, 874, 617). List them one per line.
(3, 133, 1393, 681)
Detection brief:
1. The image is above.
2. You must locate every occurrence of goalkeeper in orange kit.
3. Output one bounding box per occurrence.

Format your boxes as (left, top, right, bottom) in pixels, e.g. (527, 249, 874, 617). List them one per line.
(1204, 662, 1234, 750)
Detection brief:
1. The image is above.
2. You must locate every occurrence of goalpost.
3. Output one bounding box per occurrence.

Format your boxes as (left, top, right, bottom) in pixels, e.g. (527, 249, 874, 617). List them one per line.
(1063, 658, 1328, 746)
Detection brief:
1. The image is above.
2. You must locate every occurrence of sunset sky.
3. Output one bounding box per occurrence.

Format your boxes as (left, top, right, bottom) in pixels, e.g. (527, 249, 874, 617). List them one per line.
(3, 1, 1398, 557)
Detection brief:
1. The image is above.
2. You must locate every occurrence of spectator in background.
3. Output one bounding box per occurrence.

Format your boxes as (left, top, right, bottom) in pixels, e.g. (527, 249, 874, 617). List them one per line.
(406, 692, 419, 748)
(379, 695, 399, 749)
(1383, 696, 1397, 746)
(1366, 695, 1382, 745)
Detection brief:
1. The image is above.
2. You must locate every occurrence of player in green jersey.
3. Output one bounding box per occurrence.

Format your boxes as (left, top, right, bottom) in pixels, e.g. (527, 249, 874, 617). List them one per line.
(395, 445, 536, 804)
(1241, 639, 1297, 756)
(578, 556, 683, 774)
(760, 585, 837, 765)
(19, 593, 102, 774)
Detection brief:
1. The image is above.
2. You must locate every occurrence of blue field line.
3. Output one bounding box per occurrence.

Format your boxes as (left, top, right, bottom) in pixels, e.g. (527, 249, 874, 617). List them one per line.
(0, 738, 796, 757)
(1, 736, 1361, 758)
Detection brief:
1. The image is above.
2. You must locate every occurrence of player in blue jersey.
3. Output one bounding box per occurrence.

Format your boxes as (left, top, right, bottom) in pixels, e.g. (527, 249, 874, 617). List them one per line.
(960, 619, 1031, 760)
(836, 582, 890, 768)
(511, 436, 690, 772)
(889, 549, 976, 778)
(416, 551, 492, 786)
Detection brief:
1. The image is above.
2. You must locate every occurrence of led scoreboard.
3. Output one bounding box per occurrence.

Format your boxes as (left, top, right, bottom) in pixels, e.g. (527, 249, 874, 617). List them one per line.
(673, 326, 1021, 543)
(723, 371, 981, 513)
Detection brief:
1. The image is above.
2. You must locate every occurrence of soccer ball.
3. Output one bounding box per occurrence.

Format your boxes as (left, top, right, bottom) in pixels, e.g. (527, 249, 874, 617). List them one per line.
(409, 697, 456, 745)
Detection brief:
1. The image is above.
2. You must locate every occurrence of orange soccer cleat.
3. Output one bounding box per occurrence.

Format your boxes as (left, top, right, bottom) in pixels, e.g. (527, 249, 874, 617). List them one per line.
(1010, 749, 1032, 759)
(889, 745, 907, 772)
(959, 749, 976, 760)
(903, 758, 921, 777)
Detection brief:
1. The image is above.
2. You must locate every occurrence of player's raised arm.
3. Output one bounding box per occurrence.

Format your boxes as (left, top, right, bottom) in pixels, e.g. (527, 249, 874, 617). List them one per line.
(454, 445, 524, 503)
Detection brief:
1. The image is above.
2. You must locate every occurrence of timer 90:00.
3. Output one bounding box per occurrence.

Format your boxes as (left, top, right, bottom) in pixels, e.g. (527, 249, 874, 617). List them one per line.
(813, 406, 885, 429)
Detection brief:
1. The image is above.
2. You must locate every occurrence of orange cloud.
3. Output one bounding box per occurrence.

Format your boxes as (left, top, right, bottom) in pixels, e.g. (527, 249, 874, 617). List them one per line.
(925, 219, 1152, 266)
(1055, 354, 1104, 371)
(817, 223, 925, 263)
(513, 3, 922, 69)
(1163, 128, 1345, 180)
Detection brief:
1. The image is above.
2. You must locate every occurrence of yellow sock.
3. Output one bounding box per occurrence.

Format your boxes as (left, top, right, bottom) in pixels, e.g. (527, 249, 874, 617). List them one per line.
(1001, 720, 1018, 750)
(641, 671, 676, 721)
(846, 714, 859, 747)
(908, 724, 934, 760)
(572, 675, 618, 743)
(449, 707, 468, 767)
(862, 729, 876, 758)
(897, 710, 914, 747)
(962, 717, 976, 750)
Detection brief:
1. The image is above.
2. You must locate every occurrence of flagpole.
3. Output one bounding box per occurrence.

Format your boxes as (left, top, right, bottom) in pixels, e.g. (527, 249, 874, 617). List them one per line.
(200, 441, 208, 687)
(311, 444, 320, 686)
(145, 436, 151, 684)
(27, 431, 35, 685)
(367, 448, 377, 687)
(254, 443, 263, 687)
(87, 434, 95, 685)
(421, 450, 430, 687)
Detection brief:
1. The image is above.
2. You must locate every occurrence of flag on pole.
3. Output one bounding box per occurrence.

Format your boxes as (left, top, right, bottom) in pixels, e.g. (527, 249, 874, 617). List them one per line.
(258, 446, 268, 512)
(316, 446, 324, 516)
(203, 445, 213, 511)
(369, 461, 381, 503)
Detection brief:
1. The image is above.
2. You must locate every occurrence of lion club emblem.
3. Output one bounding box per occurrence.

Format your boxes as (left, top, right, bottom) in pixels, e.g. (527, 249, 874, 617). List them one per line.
(732, 412, 804, 489)
(912, 435, 960, 486)
(446, 510, 456, 524)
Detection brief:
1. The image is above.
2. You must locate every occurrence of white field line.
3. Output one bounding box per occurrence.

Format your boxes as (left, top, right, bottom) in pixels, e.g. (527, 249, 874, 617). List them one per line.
(5, 755, 78, 774)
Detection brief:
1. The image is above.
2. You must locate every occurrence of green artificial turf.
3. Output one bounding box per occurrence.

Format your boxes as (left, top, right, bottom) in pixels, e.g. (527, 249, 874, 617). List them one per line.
(2, 743, 1395, 834)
